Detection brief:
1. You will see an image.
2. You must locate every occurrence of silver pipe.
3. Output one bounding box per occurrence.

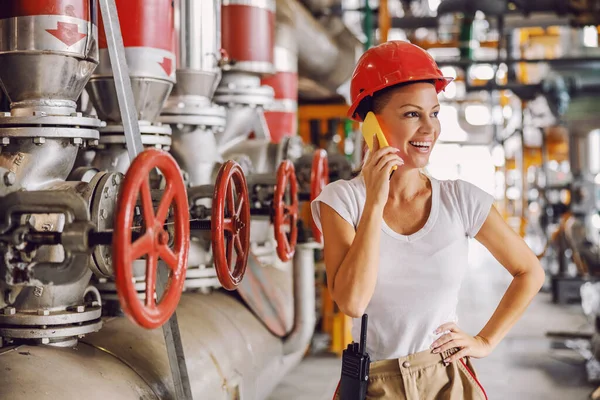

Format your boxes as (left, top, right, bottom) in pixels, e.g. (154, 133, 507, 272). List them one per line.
(282, 243, 317, 355)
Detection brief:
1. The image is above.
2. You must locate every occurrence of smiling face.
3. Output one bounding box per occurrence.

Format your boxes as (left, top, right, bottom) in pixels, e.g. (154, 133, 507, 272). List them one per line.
(373, 82, 441, 169)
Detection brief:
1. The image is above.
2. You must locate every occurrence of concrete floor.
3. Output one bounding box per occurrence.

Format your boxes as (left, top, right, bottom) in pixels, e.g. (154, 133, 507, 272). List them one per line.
(269, 240, 597, 400)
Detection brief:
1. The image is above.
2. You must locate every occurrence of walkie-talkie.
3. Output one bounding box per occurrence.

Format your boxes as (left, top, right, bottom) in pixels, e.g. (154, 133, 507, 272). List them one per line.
(339, 314, 370, 400)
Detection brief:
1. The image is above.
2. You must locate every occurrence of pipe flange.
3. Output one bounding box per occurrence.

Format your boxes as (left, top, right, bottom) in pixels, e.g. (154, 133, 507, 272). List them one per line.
(0, 303, 102, 342)
(0, 127, 99, 140)
(0, 305, 101, 326)
(0, 112, 104, 128)
(90, 172, 122, 278)
(159, 105, 228, 130)
(0, 320, 103, 341)
(99, 122, 172, 136)
(214, 85, 274, 108)
(98, 134, 172, 147)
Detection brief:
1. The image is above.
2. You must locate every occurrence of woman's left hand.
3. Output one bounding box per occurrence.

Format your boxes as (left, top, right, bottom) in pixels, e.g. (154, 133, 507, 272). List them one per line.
(430, 322, 493, 363)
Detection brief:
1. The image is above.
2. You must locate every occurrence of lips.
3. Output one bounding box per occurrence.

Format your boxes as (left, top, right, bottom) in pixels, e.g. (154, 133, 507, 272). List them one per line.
(409, 141, 432, 152)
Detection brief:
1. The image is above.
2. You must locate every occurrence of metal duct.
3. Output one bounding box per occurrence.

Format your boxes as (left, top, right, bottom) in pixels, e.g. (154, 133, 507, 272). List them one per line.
(171, 0, 222, 101)
(283, 0, 359, 100)
(283, 243, 317, 355)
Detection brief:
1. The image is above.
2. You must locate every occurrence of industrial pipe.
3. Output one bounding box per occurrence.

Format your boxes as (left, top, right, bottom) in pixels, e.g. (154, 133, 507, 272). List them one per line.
(283, 243, 317, 355)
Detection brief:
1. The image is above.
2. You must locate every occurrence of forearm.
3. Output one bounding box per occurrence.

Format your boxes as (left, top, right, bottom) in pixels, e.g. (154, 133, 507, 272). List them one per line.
(333, 200, 384, 316)
(477, 268, 545, 348)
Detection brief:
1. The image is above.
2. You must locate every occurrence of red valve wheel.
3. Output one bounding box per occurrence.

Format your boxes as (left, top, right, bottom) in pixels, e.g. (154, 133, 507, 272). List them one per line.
(212, 161, 251, 290)
(274, 160, 299, 262)
(113, 149, 190, 330)
(310, 149, 329, 243)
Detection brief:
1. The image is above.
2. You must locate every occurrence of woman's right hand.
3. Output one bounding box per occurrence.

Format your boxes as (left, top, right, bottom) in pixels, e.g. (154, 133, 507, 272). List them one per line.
(362, 134, 404, 207)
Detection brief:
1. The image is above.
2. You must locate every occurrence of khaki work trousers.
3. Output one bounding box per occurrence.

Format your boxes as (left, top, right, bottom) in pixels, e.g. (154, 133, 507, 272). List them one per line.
(333, 348, 488, 400)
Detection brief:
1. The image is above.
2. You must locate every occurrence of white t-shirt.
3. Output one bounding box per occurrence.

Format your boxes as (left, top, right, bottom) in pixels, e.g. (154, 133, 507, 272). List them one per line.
(310, 175, 494, 361)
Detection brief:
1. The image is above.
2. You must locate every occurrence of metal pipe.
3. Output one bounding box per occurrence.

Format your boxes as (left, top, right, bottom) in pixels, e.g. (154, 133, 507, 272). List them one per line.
(282, 243, 317, 355)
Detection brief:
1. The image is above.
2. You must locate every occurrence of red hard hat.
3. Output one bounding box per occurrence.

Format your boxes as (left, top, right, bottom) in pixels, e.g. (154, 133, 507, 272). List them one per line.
(347, 41, 453, 121)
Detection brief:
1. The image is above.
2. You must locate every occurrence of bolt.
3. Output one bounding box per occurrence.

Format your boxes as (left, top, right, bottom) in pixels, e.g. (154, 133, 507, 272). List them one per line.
(89, 139, 99, 147)
(111, 174, 121, 186)
(2, 307, 15, 315)
(103, 187, 110, 199)
(72, 138, 83, 145)
(2, 112, 11, 117)
(91, 301, 100, 307)
(41, 338, 50, 345)
(70, 112, 83, 117)
(3, 171, 15, 186)
(0, 138, 9, 146)
(33, 286, 43, 297)
(33, 137, 46, 145)
(37, 309, 49, 316)
(41, 224, 53, 232)
(99, 209, 108, 220)
(78, 335, 85, 339)
(33, 111, 47, 117)
(69, 305, 85, 313)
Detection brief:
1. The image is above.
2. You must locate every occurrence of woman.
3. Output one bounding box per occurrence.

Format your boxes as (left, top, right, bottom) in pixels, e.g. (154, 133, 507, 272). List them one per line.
(311, 41, 545, 399)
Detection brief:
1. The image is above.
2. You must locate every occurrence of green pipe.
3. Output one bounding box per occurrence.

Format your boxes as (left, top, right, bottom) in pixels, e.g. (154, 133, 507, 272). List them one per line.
(363, 0, 373, 50)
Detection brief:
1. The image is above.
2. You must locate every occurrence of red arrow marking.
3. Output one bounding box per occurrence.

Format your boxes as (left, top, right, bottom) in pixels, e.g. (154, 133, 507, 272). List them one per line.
(46, 22, 87, 46)
(159, 57, 173, 76)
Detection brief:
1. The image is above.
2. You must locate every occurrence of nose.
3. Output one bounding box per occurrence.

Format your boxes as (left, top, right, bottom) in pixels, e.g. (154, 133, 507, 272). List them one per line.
(419, 114, 437, 135)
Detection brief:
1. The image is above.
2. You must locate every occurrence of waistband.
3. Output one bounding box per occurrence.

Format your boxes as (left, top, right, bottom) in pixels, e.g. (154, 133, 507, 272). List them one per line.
(369, 347, 459, 376)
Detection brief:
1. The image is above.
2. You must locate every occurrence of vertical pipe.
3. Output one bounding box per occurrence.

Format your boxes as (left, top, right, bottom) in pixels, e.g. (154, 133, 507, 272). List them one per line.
(459, 15, 474, 60)
(378, 0, 389, 43)
(363, 0, 373, 50)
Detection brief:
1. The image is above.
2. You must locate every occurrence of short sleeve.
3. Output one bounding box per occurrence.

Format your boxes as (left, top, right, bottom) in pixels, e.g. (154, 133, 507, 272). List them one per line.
(455, 180, 494, 238)
(311, 180, 358, 233)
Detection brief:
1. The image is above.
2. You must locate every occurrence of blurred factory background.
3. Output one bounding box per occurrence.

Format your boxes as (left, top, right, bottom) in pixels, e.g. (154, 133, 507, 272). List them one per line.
(0, 0, 600, 399)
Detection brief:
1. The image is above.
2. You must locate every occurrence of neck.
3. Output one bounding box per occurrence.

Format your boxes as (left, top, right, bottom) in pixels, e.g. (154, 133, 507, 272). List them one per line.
(388, 168, 429, 202)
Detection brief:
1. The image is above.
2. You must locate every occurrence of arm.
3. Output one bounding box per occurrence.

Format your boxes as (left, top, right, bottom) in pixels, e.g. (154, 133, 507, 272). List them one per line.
(472, 205, 545, 347)
(320, 199, 385, 318)
(319, 137, 403, 318)
(431, 206, 545, 362)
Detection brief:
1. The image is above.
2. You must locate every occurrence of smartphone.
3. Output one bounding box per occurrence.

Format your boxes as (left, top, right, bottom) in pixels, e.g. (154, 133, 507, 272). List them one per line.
(361, 111, 398, 173)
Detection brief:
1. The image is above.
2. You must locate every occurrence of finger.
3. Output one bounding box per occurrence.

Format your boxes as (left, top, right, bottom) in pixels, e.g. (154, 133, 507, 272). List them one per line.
(373, 146, 400, 159)
(380, 160, 403, 175)
(444, 348, 470, 364)
(435, 322, 460, 335)
(434, 340, 468, 354)
(375, 154, 403, 170)
(430, 333, 456, 349)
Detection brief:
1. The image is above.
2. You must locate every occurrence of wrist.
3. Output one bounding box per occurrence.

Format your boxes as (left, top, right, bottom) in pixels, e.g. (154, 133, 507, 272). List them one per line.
(475, 334, 497, 351)
(365, 197, 385, 213)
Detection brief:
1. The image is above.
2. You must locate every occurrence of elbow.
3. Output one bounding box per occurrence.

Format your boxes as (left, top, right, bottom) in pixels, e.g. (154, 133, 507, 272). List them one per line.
(335, 295, 368, 318)
(532, 263, 546, 291)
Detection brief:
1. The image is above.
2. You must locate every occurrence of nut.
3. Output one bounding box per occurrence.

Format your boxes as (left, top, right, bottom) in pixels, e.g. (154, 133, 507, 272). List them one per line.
(33, 111, 47, 117)
(99, 209, 108, 219)
(89, 139, 99, 147)
(72, 138, 83, 145)
(2, 307, 16, 315)
(2, 112, 11, 117)
(33, 286, 44, 297)
(68, 305, 85, 313)
(40, 338, 50, 345)
(112, 174, 121, 186)
(70, 112, 83, 117)
(0, 138, 9, 146)
(3, 171, 16, 187)
(37, 309, 50, 316)
(33, 137, 46, 145)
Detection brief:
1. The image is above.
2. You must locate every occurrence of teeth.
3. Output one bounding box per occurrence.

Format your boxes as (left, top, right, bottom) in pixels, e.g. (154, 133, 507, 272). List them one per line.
(410, 141, 431, 147)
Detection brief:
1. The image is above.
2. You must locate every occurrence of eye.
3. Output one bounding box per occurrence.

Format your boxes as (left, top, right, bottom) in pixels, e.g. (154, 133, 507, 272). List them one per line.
(432, 111, 439, 118)
(405, 111, 419, 118)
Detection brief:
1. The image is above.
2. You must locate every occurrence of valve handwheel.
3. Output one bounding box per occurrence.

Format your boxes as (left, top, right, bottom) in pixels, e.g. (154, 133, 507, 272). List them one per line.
(274, 160, 299, 262)
(113, 149, 190, 329)
(310, 149, 329, 243)
(212, 161, 251, 290)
